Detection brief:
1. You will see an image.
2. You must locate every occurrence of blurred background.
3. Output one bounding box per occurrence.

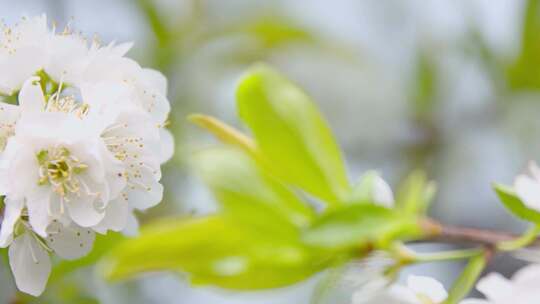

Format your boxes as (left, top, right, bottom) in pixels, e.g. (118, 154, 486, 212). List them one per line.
(1, 0, 539, 303)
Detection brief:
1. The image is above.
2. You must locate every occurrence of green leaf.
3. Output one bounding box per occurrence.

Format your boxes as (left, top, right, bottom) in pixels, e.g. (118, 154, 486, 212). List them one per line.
(302, 204, 423, 250)
(411, 50, 437, 120)
(193, 147, 315, 232)
(236, 64, 350, 206)
(507, 0, 540, 90)
(100, 216, 331, 290)
(395, 170, 437, 215)
(494, 183, 540, 222)
(188, 114, 258, 156)
(444, 253, 487, 304)
(246, 18, 314, 48)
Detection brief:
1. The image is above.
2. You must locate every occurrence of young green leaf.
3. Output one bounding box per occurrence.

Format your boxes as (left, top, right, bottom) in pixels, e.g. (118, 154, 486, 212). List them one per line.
(395, 170, 437, 215)
(444, 253, 487, 304)
(493, 183, 540, 223)
(302, 204, 423, 250)
(100, 216, 330, 290)
(411, 50, 437, 120)
(188, 114, 258, 156)
(193, 147, 315, 232)
(236, 64, 350, 206)
(507, 0, 540, 90)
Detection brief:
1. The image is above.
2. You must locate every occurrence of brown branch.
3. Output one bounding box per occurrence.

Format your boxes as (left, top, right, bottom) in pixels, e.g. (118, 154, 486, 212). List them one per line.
(421, 218, 527, 246)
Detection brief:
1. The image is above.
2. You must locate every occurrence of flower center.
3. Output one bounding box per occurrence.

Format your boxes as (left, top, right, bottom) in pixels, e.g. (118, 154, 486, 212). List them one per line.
(46, 94, 89, 118)
(37, 147, 88, 197)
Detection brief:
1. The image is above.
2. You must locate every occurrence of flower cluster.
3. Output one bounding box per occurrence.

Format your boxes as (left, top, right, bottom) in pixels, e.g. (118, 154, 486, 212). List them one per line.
(352, 264, 540, 304)
(0, 15, 172, 296)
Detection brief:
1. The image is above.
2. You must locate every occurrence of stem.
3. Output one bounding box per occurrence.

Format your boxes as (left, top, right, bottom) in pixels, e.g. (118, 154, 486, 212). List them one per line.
(413, 248, 483, 263)
(497, 224, 540, 251)
(422, 218, 522, 245)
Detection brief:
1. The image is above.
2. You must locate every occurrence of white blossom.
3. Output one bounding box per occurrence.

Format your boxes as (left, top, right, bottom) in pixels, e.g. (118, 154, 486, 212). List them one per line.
(350, 171, 394, 207)
(0, 198, 95, 296)
(371, 174, 394, 207)
(463, 264, 540, 304)
(0, 15, 48, 95)
(352, 275, 448, 304)
(514, 161, 540, 212)
(0, 14, 172, 296)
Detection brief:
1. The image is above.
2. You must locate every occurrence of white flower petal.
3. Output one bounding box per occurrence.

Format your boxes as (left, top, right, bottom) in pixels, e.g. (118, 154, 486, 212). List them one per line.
(126, 175, 163, 210)
(66, 194, 105, 227)
(141, 68, 167, 96)
(9, 233, 51, 297)
(511, 263, 540, 287)
(476, 273, 513, 301)
(528, 161, 540, 181)
(0, 102, 20, 152)
(372, 175, 394, 207)
(0, 198, 23, 247)
(386, 285, 420, 303)
(92, 198, 129, 234)
(122, 211, 139, 237)
(514, 175, 540, 212)
(158, 128, 174, 164)
(45, 34, 90, 84)
(407, 275, 447, 303)
(26, 192, 51, 237)
(18, 76, 46, 112)
(46, 221, 95, 260)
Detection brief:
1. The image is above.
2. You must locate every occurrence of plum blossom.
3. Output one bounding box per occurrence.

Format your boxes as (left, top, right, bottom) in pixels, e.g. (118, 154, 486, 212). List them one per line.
(0, 15, 172, 296)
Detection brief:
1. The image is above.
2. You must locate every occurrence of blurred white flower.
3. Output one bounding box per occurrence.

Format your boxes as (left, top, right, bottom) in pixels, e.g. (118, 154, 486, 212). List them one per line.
(352, 275, 447, 304)
(0, 14, 173, 296)
(371, 174, 394, 207)
(349, 171, 394, 207)
(0, 15, 48, 95)
(514, 161, 540, 212)
(396, 276, 448, 304)
(463, 264, 540, 304)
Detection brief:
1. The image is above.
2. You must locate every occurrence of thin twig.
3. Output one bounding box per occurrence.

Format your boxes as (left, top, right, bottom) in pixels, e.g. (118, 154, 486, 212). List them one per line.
(421, 218, 527, 246)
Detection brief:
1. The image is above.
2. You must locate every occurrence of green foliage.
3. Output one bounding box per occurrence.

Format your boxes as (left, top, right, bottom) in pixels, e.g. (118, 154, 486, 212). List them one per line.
(245, 18, 314, 48)
(236, 64, 350, 206)
(99, 64, 433, 291)
(189, 114, 258, 156)
(395, 170, 437, 215)
(303, 204, 423, 249)
(444, 253, 487, 304)
(507, 0, 540, 90)
(411, 50, 438, 120)
(101, 216, 331, 290)
(494, 183, 540, 222)
(193, 146, 314, 230)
